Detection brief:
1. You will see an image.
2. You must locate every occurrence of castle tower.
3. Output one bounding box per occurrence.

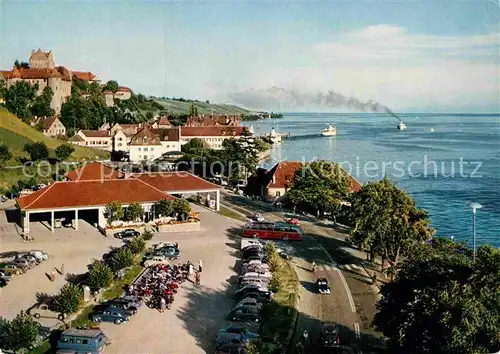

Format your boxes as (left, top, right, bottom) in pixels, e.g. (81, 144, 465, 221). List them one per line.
(29, 49, 55, 69)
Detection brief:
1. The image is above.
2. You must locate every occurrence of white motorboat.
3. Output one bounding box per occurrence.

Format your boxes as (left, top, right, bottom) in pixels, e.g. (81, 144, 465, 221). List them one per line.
(268, 127, 282, 143)
(322, 124, 337, 136)
(397, 121, 407, 130)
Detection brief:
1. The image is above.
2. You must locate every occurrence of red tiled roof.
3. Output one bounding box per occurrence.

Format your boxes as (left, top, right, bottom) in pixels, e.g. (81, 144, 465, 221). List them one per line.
(71, 71, 96, 81)
(157, 116, 172, 126)
(0, 70, 11, 78)
(117, 86, 131, 92)
(65, 162, 124, 181)
(56, 66, 72, 80)
(17, 179, 174, 211)
(267, 162, 303, 189)
(181, 126, 248, 137)
(152, 128, 180, 142)
(134, 172, 222, 192)
(80, 130, 109, 138)
(38, 116, 59, 130)
(266, 161, 361, 193)
(129, 127, 162, 146)
(9, 67, 64, 80)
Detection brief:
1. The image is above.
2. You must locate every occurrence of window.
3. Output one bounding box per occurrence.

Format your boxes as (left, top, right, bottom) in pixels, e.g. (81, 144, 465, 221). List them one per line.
(118, 143, 122, 147)
(276, 191, 281, 197)
(118, 137, 123, 141)
(82, 339, 88, 344)
(144, 148, 148, 152)
(151, 148, 154, 151)
(138, 148, 141, 151)
(75, 339, 82, 344)
(150, 154, 154, 159)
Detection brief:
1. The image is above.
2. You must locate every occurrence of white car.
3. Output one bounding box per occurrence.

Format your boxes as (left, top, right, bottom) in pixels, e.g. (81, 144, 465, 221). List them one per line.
(28, 251, 49, 261)
(153, 242, 177, 250)
(143, 257, 170, 268)
(241, 263, 270, 274)
(241, 239, 263, 250)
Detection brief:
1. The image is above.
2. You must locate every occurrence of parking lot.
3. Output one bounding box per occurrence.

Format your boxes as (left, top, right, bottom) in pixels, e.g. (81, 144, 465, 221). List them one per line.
(0, 204, 245, 353)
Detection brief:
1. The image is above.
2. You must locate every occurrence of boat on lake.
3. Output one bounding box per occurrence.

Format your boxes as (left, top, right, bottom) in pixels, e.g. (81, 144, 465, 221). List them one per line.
(322, 124, 337, 136)
(397, 121, 407, 130)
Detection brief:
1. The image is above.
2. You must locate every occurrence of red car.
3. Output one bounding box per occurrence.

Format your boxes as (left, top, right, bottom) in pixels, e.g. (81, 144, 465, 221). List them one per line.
(287, 218, 300, 226)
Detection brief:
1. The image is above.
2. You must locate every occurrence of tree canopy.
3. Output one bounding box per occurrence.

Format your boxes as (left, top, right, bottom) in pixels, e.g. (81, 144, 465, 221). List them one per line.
(24, 141, 49, 161)
(31, 87, 55, 118)
(4, 81, 38, 121)
(374, 242, 500, 354)
(105, 201, 124, 225)
(0, 144, 12, 167)
(55, 143, 75, 161)
(0, 311, 40, 351)
(287, 160, 351, 215)
(348, 178, 434, 269)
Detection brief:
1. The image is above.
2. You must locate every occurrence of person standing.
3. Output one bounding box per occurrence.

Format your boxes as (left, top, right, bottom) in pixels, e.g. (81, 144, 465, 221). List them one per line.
(198, 260, 203, 273)
(160, 297, 166, 313)
(195, 271, 200, 286)
(188, 262, 194, 279)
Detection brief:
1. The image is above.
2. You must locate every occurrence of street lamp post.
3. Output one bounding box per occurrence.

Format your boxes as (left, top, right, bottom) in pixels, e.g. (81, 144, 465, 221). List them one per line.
(468, 202, 482, 262)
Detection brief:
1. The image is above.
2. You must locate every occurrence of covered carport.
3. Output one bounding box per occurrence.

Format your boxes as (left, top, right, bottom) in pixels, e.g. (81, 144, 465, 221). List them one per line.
(16, 178, 174, 236)
(133, 171, 223, 211)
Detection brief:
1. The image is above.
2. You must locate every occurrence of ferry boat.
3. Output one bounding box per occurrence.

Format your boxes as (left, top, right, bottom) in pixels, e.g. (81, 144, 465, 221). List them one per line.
(321, 124, 337, 136)
(397, 121, 407, 130)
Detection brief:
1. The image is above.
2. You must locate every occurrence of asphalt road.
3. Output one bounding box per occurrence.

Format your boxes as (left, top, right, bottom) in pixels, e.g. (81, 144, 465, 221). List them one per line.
(220, 192, 385, 354)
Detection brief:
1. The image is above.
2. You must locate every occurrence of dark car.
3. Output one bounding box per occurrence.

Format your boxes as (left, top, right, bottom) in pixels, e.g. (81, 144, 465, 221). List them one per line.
(234, 285, 273, 302)
(218, 325, 260, 340)
(114, 229, 140, 239)
(106, 297, 142, 310)
(101, 300, 139, 314)
(61, 218, 73, 228)
(153, 246, 180, 259)
(238, 291, 273, 303)
(242, 250, 265, 261)
(316, 278, 331, 294)
(319, 322, 340, 347)
(226, 306, 261, 323)
(90, 306, 130, 324)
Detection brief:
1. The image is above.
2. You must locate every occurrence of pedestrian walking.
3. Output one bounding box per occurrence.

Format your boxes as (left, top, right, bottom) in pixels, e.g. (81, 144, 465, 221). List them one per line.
(198, 260, 203, 273)
(195, 271, 200, 286)
(160, 297, 166, 312)
(174, 242, 179, 249)
(188, 262, 194, 278)
(60, 264, 65, 275)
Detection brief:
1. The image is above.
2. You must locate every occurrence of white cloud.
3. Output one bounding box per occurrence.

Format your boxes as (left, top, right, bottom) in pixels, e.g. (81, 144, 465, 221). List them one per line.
(233, 25, 499, 112)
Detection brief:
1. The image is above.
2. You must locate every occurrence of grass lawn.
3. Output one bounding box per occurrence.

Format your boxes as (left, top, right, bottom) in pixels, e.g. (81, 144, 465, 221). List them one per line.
(261, 260, 299, 351)
(102, 265, 144, 299)
(220, 206, 248, 222)
(0, 165, 57, 192)
(0, 109, 109, 166)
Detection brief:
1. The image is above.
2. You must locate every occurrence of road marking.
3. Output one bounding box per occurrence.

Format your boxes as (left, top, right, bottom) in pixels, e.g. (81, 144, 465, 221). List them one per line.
(354, 322, 361, 339)
(318, 244, 356, 313)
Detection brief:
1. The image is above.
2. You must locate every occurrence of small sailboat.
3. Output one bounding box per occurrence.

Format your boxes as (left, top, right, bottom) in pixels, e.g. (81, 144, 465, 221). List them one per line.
(397, 121, 407, 130)
(322, 124, 337, 136)
(430, 128, 435, 132)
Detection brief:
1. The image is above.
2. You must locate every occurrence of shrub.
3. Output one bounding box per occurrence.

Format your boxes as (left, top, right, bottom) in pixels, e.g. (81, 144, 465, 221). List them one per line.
(109, 247, 135, 272)
(24, 141, 49, 161)
(155, 199, 173, 217)
(105, 201, 124, 225)
(55, 143, 75, 161)
(0, 311, 40, 352)
(265, 242, 282, 272)
(53, 283, 83, 315)
(245, 341, 260, 354)
(127, 237, 146, 255)
(268, 272, 282, 293)
(125, 202, 143, 222)
(172, 198, 191, 214)
(142, 229, 154, 241)
(0, 143, 12, 167)
(88, 260, 113, 290)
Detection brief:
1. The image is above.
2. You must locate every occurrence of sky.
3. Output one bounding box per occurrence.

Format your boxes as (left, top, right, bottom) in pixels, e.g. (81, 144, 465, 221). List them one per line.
(0, 0, 498, 113)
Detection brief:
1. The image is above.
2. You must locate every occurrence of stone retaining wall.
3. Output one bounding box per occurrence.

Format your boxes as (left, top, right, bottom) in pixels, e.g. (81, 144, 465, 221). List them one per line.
(157, 221, 200, 233)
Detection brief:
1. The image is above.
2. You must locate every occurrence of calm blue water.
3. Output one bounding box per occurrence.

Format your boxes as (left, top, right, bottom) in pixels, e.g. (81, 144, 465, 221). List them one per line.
(244, 113, 500, 247)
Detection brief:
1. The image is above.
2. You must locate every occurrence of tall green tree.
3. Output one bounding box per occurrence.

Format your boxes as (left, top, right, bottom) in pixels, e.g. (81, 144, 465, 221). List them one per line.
(0, 143, 12, 167)
(31, 87, 55, 117)
(188, 103, 198, 116)
(125, 202, 144, 222)
(4, 81, 37, 121)
(0, 311, 40, 352)
(374, 244, 500, 354)
(221, 134, 260, 183)
(53, 284, 83, 315)
(348, 178, 434, 270)
(88, 260, 113, 290)
(287, 160, 351, 215)
(154, 199, 173, 217)
(13, 60, 29, 69)
(172, 198, 191, 214)
(55, 143, 75, 161)
(104, 80, 119, 93)
(24, 141, 49, 161)
(105, 201, 124, 225)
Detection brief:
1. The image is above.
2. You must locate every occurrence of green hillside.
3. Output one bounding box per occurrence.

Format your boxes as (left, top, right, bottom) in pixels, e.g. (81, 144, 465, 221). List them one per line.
(0, 109, 109, 164)
(154, 98, 254, 115)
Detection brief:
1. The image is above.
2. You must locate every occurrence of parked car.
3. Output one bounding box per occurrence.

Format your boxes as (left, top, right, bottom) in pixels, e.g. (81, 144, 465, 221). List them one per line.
(27, 250, 49, 261)
(242, 249, 265, 260)
(215, 343, 247, 354)
(0, 278, 6, 287)
(252, 213, 265, 222)
(106, 297, 142, 310)
(61, 218, 73, 228)
(12, 258, 33, 270)
(90, 306, 130, 324)
(234, 297, 264, 311)
(234, 284, 268, 299)
(94, 303, 137, 316)
(239, 277, 270, 288)
(0, 270, 12, 282)
(287, 218, 301, 225)
(218, 325, 260, 340)
(239, 270, 272, 280)
(241, 263, 270, 274)
(226, 306, 261, 322)
(241, 245, 263, 254)
(0, 264, 23, 275)
(153, 246, 180, 259)
(57, 328, 110, 354)
(15, 254, 39, 266)
(316, 278, 331, 294)
(153, 241, 177, 250)
(319, 322, 340, 348)
(215, 332, 246, 349)
(28, 303, 65, 321)
(114, 229, 140, 239)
